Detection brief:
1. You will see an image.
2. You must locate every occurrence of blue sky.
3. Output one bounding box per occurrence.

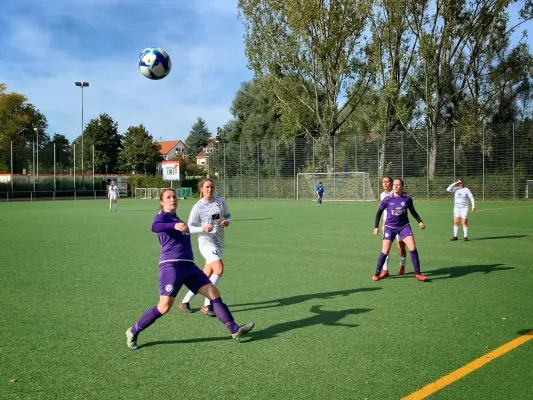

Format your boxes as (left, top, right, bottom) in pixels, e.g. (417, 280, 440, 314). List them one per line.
(0, 0, 529, 144)
(0, 0, 253, 142)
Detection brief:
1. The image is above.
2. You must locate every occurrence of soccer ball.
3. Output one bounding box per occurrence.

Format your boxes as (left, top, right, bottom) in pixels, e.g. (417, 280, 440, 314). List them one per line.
(138, 47, 172, 80)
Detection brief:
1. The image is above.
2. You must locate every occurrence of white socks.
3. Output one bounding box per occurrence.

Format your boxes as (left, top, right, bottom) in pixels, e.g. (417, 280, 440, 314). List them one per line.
(382, 256, 389, 271)
(204, 274, 221, 306)
(400, 257, 406, 266)
(182, 274, 221, 306)
(453, 226, 459, 237)
(463, 227, 468, 238)
(182, 289, 196, 303)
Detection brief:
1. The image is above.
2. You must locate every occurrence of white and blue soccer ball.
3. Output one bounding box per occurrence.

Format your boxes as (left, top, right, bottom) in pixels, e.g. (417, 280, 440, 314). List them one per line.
(138, 47, 172, 80)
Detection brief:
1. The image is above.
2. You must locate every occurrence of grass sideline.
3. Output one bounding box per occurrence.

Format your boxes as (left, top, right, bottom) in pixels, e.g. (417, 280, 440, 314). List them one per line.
(1, 199, 532, 399)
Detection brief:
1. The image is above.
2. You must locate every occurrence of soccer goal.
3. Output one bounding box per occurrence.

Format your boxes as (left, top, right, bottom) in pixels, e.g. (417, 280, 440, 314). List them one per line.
(526, 180, 533, 199)
(296, 172, 376, 201)
(134, 188, 160, 199)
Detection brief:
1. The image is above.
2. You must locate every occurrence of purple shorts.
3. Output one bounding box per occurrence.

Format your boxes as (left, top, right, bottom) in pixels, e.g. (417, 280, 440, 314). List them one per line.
(383, 224, 413, 242)
(158, 261, 211, 297)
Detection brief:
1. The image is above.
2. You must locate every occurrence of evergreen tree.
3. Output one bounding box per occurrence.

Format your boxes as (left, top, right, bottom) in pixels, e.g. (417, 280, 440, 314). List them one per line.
(185, 117, 211, 159)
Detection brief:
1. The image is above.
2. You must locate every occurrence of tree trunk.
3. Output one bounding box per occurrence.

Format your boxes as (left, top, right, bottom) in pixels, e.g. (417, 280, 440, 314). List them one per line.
(428, 124, 438, 181)
(378, 140, 386, 180)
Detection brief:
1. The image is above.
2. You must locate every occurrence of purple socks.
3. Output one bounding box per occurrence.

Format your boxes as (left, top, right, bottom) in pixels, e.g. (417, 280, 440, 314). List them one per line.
(131, 306, 162, 335)
(211, 297, 239, 334)
(375, 252, 388, 275)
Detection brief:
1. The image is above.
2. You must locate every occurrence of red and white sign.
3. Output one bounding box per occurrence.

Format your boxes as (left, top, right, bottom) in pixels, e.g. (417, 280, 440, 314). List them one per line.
(162, 160, 180, 181)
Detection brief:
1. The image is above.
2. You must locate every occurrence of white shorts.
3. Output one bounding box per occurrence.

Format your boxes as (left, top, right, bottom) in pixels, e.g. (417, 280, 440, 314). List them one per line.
(109, 195, 118, 201)
(199, 243, 225, 264)
(453, 206, 469, 219)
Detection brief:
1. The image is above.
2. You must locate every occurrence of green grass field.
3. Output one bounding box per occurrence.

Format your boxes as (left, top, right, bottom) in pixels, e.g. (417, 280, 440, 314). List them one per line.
(1, 198, 532, 400)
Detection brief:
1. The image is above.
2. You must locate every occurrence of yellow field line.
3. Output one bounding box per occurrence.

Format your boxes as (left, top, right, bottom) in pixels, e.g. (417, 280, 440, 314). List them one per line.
(402, 330, 533, 400)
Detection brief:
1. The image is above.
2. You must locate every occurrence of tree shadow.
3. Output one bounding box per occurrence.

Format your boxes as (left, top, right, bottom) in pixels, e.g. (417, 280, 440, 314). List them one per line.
(139, 336, 229, 349)
(425, 263, 513, 280)
(229, 287, 381, 313)
(247, 305, 372, 342)
(469, 235, 528, 241)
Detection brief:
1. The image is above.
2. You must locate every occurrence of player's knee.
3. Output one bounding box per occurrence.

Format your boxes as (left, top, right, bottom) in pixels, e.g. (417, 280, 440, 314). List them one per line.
(210, 260, 224, 276)
(157, 302, 173, 314)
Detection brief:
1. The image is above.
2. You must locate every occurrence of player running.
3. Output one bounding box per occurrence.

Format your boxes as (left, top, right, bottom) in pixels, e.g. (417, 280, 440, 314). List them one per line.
(372, 178, 427, 282)
(108, 180, 119, 211)
(125, 188, 254, 350)
(179, 179, 232, 317)
(378, 176, 407, 278)
(447, 179, 476, 241)
(316, 182, 324, 205)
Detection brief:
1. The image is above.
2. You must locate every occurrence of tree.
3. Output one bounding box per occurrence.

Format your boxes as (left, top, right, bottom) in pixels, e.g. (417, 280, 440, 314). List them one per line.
(119, 124, 162, 174)
(238, 0, 373, 171)
(406, 0, 516, 180)
(0, 84, 48, 173)
(185, 117, 211, 159)
(73, 113, 122, 174)
(50, 134, 71, 171)
(368, 0, 418, 177)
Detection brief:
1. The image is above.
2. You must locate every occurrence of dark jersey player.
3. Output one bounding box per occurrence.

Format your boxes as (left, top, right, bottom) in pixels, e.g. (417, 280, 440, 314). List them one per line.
(125, 188, 254, 350)
(316, 182, 324, 205)
(372, 179, 427, 282)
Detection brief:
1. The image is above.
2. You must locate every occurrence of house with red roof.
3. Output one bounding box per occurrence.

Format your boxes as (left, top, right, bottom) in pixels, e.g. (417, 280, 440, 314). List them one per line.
(196, 139, 216, 166)
(158, 140, 187, 160)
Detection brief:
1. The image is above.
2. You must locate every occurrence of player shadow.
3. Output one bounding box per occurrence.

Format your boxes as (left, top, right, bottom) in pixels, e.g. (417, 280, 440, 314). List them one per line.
(425, 263, 513, 280)
(138, 336, 229, 348)
(246, 305, 372, 342)
(517, 329, 533, 336)
(469, 235, 528, 241)
(228, 287, 381, 313)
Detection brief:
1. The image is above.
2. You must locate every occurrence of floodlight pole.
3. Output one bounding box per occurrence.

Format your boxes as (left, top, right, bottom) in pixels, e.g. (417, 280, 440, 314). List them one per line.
(75, 81, 89, 181)
(34, 128, 39, 180)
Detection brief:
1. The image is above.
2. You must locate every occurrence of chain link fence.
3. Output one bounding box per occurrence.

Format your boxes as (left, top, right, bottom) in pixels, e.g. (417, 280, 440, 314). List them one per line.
(0, 143, 111, 201)
(1, 122, 532, 201)
(207, 122, 533, 201)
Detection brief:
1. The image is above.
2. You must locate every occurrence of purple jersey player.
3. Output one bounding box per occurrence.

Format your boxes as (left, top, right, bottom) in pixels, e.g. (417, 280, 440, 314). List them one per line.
(372, 178, 427, 282)
(126, 188, 254, 350)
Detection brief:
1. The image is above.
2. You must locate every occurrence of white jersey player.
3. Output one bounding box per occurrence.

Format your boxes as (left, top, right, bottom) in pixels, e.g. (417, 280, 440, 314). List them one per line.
(377, 176, 407, 278)
(179, 179, 232, 317)
(447, 179, 476, 241)
(108, 180, 120, 211)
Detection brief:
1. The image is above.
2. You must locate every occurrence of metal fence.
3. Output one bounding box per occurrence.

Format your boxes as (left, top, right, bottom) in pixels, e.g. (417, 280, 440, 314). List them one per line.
(0, 144, 112, 201)
(206, 122, 533, 201)
(1, 122, 532, 201)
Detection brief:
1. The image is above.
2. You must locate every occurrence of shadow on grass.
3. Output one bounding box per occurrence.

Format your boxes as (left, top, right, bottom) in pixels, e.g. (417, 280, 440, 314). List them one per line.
(469, 235, 529, 241)
(425, 263, 513, 280)
(229, 287, 381, 313)
(247, 305, 372, 342)
(139, 336, 229, 349)
(517, 329, 533, 336)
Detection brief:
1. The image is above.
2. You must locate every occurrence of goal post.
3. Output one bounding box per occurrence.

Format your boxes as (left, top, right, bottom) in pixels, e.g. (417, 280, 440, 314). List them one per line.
(296, 172, 376, 201)
(134, 188, 160, 199)
(526, 180, 533, 199)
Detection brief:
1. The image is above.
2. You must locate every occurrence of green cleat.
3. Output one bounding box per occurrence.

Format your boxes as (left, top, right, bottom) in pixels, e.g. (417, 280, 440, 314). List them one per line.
(232, 322, 255, 340)
(126, 328, 138, 350)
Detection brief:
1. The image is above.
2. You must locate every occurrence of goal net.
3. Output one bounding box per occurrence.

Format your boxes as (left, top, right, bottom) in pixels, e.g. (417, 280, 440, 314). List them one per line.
(296, 172, 376, 201)
(134, 188, 160, 199)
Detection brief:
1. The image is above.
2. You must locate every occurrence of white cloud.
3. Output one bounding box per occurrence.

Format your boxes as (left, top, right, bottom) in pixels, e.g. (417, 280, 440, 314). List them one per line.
(0, 0, 253, 143)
